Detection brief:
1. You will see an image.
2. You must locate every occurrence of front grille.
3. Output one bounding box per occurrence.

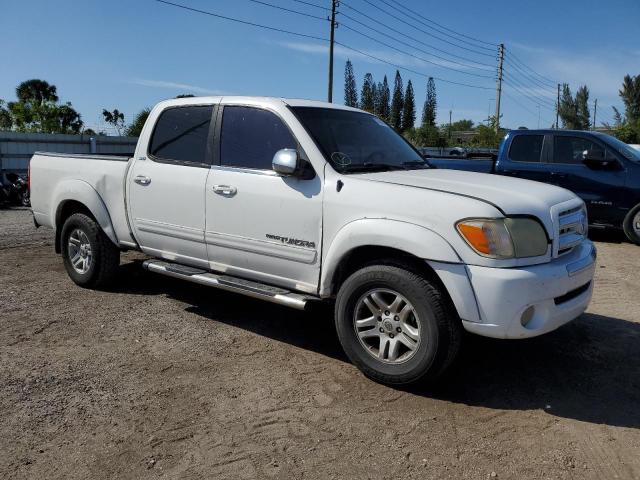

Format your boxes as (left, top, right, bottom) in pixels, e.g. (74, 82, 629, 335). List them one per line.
(554, 281, 591, 305)
(556, 205, 587, 256)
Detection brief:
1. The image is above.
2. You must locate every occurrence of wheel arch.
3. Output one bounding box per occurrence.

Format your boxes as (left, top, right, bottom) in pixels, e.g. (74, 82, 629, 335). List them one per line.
(53, 180, 118, 253)
(319, 219, 462, 297)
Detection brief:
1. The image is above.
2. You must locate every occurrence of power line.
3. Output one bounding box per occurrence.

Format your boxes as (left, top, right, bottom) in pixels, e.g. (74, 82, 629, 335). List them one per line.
(352, 0, 497, 58)
(153, 0, 493, 91)
(291, 0, 329, 11)
(334, 41, 494, 90)
(153, 0, 328, 41)
(504, 54, 556, 91)
(502, 73, 557, 109)
(381, 0, 498, 48)
(503, 89, 555, 127)
(503, 77, 557, 111)
(339, 22, 495, 78)
(339, 5, 495, 69)
(506, 50, 558, 87)
(245, 0, 327, 21)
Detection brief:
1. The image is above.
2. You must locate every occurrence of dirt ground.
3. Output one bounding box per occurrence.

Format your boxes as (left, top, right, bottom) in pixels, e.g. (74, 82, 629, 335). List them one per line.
(1, 207, 639, 479)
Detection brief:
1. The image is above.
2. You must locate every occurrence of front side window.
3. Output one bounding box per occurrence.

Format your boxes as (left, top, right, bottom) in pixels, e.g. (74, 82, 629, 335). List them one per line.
(291, 107, 427, 173)
(509, 135, 544, 163)
(149, 105, 213, 164)
(220, 106, 296, 170)
(553, 136, 605, 164)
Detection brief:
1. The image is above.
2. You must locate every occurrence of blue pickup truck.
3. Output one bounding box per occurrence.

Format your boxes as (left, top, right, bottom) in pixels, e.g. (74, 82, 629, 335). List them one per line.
(426, 129, 640, 244)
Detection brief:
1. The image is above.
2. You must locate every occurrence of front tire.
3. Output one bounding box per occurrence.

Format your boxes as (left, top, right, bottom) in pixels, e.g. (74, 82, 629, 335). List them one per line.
(335, 263, 461, 385)
(623, 204, 640, 245)
(61, 213, 120, 288)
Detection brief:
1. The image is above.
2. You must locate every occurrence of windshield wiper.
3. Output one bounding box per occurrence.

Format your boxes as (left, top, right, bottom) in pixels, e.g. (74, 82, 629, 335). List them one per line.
(401, 160, 430, 169)
(340, 163, 405, 173)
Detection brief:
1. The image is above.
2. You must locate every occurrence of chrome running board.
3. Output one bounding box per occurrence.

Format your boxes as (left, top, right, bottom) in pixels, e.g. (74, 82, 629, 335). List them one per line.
(142, 260, 315, 310)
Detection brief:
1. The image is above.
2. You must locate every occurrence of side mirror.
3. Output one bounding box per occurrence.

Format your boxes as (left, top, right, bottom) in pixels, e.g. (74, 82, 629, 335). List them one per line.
(272, 149, 300, 176)
(582, 149, 619, 170)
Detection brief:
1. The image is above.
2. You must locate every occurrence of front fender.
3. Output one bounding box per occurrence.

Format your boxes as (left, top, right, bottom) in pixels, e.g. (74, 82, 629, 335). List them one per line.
(52, 179, 118, 247)
(319, 218, 462, 296)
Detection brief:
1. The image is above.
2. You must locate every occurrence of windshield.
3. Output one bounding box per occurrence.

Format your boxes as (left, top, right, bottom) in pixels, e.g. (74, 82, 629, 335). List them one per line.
(596, 132, 640, 162)
(291, 107, 428, 173)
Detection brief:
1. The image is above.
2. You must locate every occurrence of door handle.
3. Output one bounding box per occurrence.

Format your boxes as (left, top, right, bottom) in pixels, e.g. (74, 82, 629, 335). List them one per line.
(212, 184, 237, 196)
(550, 172, 568, 179)
(134, 175, 151, 186)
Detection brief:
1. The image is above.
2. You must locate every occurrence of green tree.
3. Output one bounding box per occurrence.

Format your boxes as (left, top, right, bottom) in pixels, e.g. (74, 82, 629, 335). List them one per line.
(378, 76, 391, 122)
(401, 80, 415, 132)
(620, 74, 640, 122)
(16, 79, 58, 104)
(448, 119, 474, 131)
(559, 83, 578, 129)
(6, 79, 83, 134)
(422, 77, 437, 127)
(344, 60, 358, 108)
(102, 108, 125, 136)
(575, 85, 590, 130)
(0, 100, 12, 130)
(360, 73, 375, 113)
(390, 70, 404, 131)
(175, 94, 195, 98)
(125, 108, 151, 137)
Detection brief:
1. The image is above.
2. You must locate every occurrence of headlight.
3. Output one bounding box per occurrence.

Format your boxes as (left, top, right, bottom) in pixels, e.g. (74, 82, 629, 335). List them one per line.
(456, 217, 548, 259)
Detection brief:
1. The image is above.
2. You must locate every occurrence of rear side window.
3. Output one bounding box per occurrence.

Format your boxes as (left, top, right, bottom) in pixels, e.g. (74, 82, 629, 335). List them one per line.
(553, 136, 605, 164)
(149, 106, 213, 164)
(220, 106, 296, 170)
(509, 135, 544, 163)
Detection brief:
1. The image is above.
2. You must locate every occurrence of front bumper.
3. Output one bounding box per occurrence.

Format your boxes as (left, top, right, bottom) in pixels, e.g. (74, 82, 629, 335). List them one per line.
(461, 240, 596, 339)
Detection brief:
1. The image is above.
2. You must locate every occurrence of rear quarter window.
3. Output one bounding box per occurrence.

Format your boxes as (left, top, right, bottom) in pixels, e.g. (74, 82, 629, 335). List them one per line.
(508, 135, 544, 163)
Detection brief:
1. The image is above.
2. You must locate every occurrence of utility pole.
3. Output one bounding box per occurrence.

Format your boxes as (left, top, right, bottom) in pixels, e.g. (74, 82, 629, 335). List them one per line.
(537, 105, 540, 129)
(494, 43, 504, 132)
(449, 110, 452, 139)
(556, 83, 560, 129)
(593, 98, 598, 130)
(327, 0, 338, 103)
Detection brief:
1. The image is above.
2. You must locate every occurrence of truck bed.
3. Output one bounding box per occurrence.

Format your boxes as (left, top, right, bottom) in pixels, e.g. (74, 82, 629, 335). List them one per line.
(30, 152, 135, 245)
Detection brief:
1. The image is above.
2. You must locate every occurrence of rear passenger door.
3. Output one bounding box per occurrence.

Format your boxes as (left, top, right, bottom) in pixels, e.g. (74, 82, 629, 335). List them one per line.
(204, 104, 322, 294)
(128, 104, 215, 268)
(499, 133, 553, 184)
(549, 134, 626, 225)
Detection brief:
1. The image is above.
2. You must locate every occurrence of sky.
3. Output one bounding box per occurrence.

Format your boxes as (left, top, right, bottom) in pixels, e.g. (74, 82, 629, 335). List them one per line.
(1, 0, 639, 133)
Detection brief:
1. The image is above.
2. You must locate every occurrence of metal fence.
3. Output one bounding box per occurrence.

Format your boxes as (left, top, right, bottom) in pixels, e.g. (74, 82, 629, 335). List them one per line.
(0, 131, 138, 173)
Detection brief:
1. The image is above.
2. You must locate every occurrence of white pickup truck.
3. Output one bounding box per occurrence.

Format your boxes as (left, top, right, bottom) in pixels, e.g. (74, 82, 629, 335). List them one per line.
(30, 96, 596, 385)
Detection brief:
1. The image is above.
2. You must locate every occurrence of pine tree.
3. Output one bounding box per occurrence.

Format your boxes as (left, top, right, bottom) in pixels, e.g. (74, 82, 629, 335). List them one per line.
(344, 60, 358, 108)
(360, 73, 375, 113)
(371, 82, 378, 115)
(374, 81, 383, 116)
(379, 75, 391, 122)
(390, 70, 404, 131)
(620, 74, 640, 122)
(575, 85, 590, 130)
(422, 77, 437, 127)
(559, 83, 577, 129)
(401, 80, 416, 132)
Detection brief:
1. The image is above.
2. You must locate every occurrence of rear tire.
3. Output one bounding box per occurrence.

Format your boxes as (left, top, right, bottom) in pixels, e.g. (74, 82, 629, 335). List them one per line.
(60, 213, 120, 288)
(622, 204, 640, 245)
(334, 263, 461, 385)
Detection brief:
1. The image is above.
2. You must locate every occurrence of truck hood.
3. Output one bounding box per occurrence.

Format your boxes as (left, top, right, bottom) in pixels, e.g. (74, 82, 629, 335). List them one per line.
(354, 168, 577, 215)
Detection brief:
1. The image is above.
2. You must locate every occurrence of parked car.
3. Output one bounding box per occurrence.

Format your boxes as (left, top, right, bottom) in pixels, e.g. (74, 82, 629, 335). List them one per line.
(427, 129, 640, 244)
(29, 97, 595, 385)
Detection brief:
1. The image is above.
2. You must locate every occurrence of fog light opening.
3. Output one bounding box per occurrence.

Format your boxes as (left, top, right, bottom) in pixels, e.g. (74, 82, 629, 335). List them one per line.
(520, 306, 536, 327)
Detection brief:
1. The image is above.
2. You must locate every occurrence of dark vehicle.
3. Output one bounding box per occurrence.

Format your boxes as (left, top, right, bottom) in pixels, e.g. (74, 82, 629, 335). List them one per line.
(0, 172, 30, 207)
(427, 130, 640, 244)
